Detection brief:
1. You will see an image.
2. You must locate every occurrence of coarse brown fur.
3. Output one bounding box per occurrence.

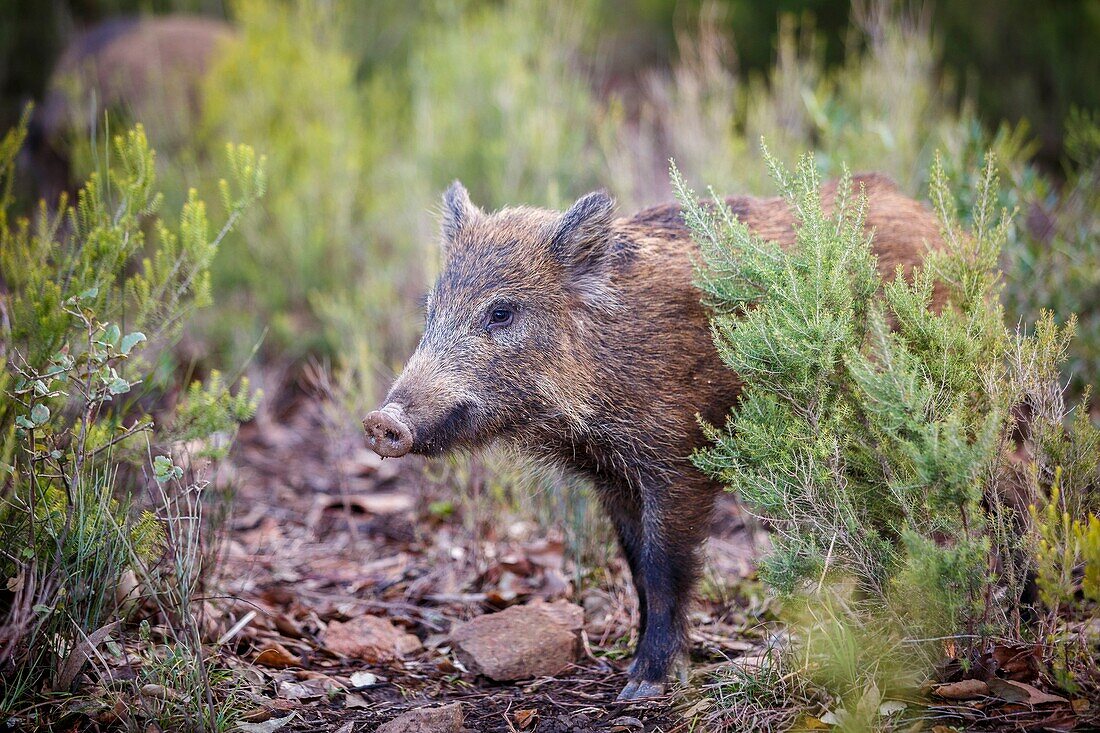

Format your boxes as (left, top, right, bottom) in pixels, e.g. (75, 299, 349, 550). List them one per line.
(366, 174, 946, 698)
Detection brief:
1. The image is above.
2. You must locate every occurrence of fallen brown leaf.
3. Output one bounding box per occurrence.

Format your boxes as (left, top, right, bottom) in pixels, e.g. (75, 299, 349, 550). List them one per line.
(932, 679, 989, 700)
(312, 492, 414, 525)
(140, 683, 184, 701)
(234, 713, 296, 733)
(255, 644, 298, 669)
(57, 620, 120, 689)
(991, 643, 1042, 682)
(608, 716, 644, 731)
(323, 615, 421, 663)
(344, 692, 372, 709)
(987, 678, 1068, 705)
(275, 678, 332, 701)
(272, 614, 302, 639)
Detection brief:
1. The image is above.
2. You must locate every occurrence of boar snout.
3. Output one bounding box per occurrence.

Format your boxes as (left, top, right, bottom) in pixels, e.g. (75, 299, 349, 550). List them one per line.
(363, 403, 414, 458)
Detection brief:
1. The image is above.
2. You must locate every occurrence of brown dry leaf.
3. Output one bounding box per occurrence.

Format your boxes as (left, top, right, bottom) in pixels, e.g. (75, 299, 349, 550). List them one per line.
(275, 678, 331, 701)
(485, 588, 517, 606)
(239, 707, 275, 723)
(524, 537, 564, 569)
(338, 448, 383, 476)
(514, 708, 538, 729)
(57, 620, 121, 690)
(987, 678, 1068, 705)
(932, 679, 989, 700)
(272, 614, 302, 639)
(235, 713, 296, 733)
(1037, 708, 1079, 732)
(344, 692, 371, 709)
(499, 554, 534, 576)
(314, 492, 414, 523)
(991, 643, 1042, 682)
(140, 684, 184, 701)
(255, 644, 298, 669)
(323, 615, 421, 662)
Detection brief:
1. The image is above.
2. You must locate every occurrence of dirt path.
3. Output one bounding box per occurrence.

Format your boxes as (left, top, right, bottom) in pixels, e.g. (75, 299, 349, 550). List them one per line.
(213, 392, 768, 732)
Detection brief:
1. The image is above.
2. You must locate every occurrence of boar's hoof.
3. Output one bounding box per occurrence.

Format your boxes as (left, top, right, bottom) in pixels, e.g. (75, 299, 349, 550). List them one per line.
(363, 404, 413, 458)
(616, 679, 666, 701)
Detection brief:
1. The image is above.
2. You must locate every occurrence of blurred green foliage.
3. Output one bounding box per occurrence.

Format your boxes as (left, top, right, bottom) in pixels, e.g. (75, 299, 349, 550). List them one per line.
(196, 0, 400, 362)
(5, 1, 1097, 167)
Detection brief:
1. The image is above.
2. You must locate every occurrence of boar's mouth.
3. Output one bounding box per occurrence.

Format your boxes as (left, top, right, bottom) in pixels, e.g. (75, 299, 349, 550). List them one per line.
(410, 401, 478, 456)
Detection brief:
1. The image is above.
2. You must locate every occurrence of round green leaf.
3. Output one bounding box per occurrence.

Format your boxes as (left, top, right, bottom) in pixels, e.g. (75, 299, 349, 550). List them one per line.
(30, 404, 49, 426)
(120, 332, 147, 355)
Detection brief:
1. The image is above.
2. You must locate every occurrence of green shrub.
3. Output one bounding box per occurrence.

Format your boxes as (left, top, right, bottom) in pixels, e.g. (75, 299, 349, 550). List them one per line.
(0, 116, 262, 728)
(676, 146, 1100, 723)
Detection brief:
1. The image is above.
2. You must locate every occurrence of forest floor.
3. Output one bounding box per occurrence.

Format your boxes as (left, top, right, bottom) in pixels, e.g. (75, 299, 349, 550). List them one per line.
(211, 382, 771, 733)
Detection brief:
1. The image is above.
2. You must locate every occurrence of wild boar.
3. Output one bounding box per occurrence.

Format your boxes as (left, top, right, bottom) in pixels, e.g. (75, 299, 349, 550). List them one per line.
(363, 176, 944, 699)
(24, 15, 233, 203)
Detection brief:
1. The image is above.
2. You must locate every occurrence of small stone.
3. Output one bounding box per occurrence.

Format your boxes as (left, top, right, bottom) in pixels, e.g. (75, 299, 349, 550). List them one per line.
(323, 615, 421, 663)
(450, 599, 583, 681)
(377, 703, 463, 733)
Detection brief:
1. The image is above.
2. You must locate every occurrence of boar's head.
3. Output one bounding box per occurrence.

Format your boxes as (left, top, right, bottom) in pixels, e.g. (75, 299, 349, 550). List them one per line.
(363, 181, 619, 458)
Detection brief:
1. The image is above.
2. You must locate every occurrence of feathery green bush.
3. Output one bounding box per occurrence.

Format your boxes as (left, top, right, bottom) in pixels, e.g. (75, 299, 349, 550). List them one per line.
(677, 146, 1099, 725)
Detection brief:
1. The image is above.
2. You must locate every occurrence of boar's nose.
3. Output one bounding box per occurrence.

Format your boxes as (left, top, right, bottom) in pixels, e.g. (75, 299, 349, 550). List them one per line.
(363, 404, 414, 458)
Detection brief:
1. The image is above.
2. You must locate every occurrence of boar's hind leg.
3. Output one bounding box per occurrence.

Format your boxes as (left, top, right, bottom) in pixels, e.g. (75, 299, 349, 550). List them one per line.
(617, 482, 704, 701)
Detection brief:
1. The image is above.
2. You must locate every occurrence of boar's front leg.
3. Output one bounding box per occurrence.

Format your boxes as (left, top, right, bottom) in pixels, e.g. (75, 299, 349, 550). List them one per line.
(598, 493, 648, 639)
(616, 477, 706, 700)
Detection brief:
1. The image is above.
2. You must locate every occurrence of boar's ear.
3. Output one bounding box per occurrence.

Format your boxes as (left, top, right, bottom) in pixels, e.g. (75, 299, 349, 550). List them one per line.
(440, 180, 481, 251)
(550, 190, 615, 271)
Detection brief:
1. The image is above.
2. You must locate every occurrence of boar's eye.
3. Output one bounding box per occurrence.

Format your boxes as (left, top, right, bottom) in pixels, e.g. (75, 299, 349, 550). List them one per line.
(486, 306, 514, 331)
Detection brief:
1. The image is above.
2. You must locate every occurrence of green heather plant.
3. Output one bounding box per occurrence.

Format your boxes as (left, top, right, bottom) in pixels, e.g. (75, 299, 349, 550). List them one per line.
(676, 147, 1100, 727)
(0, 116, 263, 728)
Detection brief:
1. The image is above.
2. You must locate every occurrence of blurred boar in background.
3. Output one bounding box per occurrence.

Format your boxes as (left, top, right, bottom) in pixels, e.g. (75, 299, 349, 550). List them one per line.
(364, 178, 945, 698)
(23, 15, 233, 203)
